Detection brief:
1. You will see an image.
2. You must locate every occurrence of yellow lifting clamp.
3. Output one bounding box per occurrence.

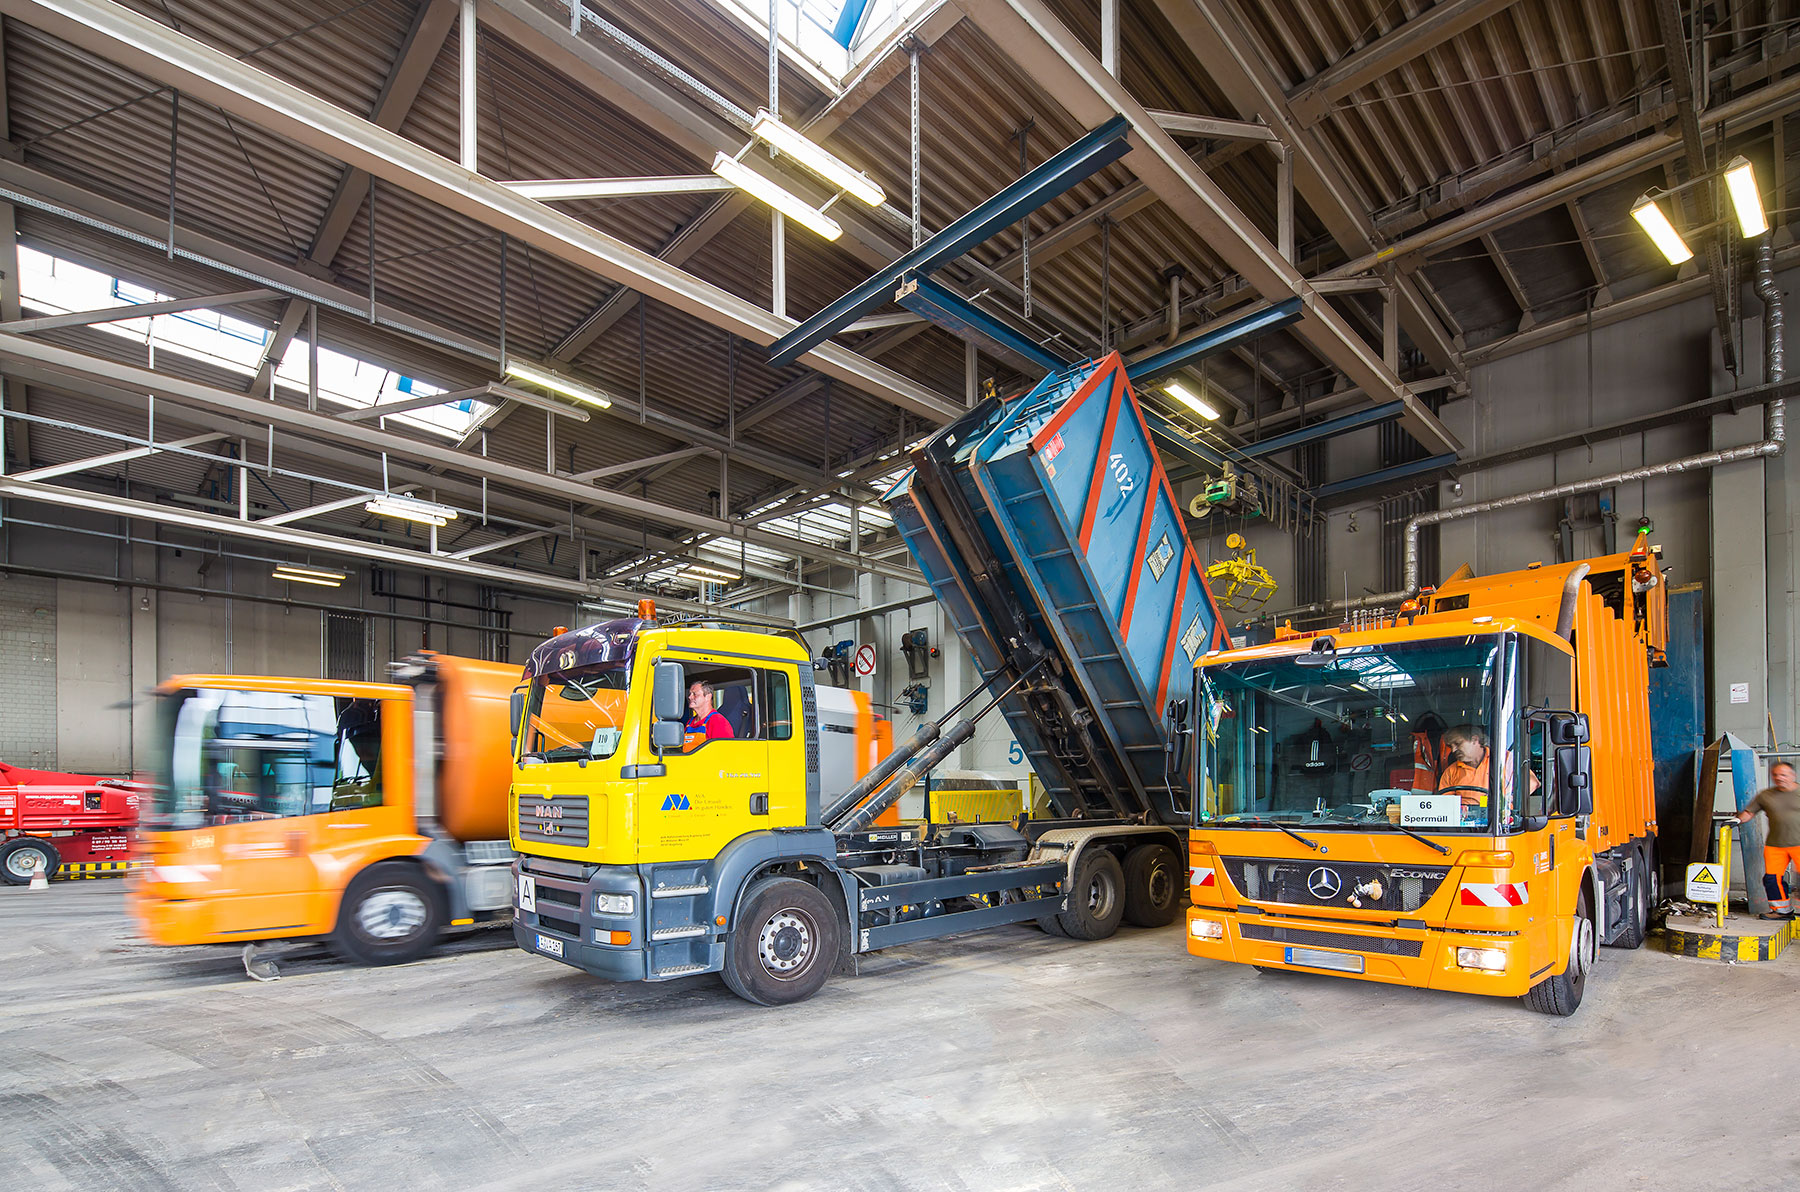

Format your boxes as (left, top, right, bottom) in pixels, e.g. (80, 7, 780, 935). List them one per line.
(1205, 533, 1278, 612)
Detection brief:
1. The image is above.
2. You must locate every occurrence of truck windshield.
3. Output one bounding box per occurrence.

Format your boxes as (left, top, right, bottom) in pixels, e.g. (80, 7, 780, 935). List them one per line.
(524, 662, 630, 763)
(149, 688, 384, 830)
(1197, 635, 1510, 835)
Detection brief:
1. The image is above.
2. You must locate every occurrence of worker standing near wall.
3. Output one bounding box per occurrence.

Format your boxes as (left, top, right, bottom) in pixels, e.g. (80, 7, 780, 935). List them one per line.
(1734, 761, 1800, 919)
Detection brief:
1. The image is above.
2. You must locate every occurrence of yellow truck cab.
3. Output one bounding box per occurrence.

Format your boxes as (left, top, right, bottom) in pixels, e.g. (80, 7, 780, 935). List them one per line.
(132, 654, 520, 967)
(1187, 540, 1668, 1015)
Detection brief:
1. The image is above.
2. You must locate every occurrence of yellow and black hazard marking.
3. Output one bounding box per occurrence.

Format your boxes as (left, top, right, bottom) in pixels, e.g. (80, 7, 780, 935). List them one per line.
(52, 861, 132, 880)
(1657, 920, 1792, 962)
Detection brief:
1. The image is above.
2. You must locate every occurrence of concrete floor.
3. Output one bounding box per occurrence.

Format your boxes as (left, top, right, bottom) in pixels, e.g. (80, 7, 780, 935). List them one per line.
(1, 884, 1795, 1191)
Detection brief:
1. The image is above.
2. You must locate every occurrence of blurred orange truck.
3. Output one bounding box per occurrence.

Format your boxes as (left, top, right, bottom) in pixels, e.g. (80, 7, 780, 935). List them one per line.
(130, 652, 521, 964)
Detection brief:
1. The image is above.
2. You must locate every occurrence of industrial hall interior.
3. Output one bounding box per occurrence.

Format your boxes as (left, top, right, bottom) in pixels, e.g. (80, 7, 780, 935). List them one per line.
(1, 0, 1798, 1187)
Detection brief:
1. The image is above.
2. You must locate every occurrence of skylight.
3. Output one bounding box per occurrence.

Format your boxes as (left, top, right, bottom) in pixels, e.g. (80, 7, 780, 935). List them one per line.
(709, 0, 934, 84)
(16, 247, 487, 439)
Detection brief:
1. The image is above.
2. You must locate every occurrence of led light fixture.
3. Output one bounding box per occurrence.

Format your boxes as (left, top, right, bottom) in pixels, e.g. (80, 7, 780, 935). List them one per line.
(365, 496, 458, 527)
(749, 110, 886, 207)
(1164, 381, 1221, 421)
(1630, 195, 1693, 265)
(502, 360, 613, 409)
(272, 564, 346, 588)
(710, 153, 843, 240)
(682, 563, 742, 583)
(1724, 156, 1767, 238)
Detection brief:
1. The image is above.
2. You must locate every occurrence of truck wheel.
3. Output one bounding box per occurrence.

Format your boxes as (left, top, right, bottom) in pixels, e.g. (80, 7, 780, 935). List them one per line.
(1056, 849, 1126, 941)
(1123, 843, 1181, 928)
(1523, 888, 1594, 1017)
(723, 878, 841, 1006)
(332, 862, 442, 966)
(1612, 852, 1650, 950)
(0, 838, 60, 885)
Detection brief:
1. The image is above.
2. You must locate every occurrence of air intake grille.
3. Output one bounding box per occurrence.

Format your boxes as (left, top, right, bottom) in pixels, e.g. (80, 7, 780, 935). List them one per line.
(517, 795, 588, 847)
(1220, 857, 1448, 912)
(1240, 922, 1424, 957)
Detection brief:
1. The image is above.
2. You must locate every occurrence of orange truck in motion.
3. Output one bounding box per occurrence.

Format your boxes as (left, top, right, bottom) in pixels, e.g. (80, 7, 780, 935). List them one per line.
(131, 653, 520, 965)
(1187, 539, 1670, 1015)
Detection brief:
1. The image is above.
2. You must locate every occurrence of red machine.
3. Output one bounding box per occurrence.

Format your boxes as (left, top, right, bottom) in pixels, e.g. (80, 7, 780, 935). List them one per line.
(0, 762, 143, 883)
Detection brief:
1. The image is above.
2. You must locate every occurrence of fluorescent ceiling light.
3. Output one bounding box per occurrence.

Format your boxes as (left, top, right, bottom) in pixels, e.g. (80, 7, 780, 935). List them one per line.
(365, 496, 459, 527)
(502, 360, 613, 409)
(1164, 381, 1221, 421)
(1631, 196, 1693, 265)
(501, 176, 735, 200)
(273, 564, 345, 588)
(682, 563, 742, 582)
(749, 110, 885, 207)
(710, 153, 842, 241)
(1724, 156, 1767, 238)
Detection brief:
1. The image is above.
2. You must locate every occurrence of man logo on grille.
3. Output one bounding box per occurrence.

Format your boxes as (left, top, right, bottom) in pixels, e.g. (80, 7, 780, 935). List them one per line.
(1307, 867, 1341, 899)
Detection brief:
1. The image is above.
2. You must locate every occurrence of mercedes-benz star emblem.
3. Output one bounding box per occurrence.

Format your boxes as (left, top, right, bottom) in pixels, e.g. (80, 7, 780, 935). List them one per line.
(1307, 866, 1342, 899)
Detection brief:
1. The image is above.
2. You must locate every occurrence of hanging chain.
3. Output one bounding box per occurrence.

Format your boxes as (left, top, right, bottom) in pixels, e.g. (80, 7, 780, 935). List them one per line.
(909, 41, 922, 249)
(1017, 121, 1032, 319)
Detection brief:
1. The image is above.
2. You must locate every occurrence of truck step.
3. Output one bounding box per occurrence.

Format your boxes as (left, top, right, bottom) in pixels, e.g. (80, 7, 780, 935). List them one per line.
(653, 964, 708, 978)
(650, 925, 709, 941)
(651, 883, 710, 898)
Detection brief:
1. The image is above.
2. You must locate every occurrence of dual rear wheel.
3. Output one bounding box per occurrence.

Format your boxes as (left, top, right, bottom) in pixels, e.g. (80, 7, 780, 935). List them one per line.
(1041, 842, 1182, 938)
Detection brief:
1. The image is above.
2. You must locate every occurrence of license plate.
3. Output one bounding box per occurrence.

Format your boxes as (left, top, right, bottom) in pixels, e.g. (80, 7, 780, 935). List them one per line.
(517, 872, 536, 913)
(535, 932, 564, 958)
(1285, 946, 1364, 973)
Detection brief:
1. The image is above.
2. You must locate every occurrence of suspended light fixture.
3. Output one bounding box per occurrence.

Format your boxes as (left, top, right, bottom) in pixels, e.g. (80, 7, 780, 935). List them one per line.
(365, 495, 459, 527)
(502, 359, 614, 409)
(272, 563, 346, 587)
(710, 153, 843, 241)
(749, 110, 886, 207)
(1164, 380, 1221, 421)
(681, 562, 742, 583)
(1724, 156, 1768, 238)
(1630, 194, 1693, 265)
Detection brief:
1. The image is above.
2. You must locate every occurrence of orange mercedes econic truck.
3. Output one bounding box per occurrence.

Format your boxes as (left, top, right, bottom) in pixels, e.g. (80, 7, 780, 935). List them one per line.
(1187, 536, 1670, 1015)
(131, 652, 520, 965)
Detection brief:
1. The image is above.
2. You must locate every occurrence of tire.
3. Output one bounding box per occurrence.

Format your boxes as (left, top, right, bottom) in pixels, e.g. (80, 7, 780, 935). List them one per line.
(1036, 912, 1069, 937)
(1523, 886, 1595, 1017)
(1612, 852, 1650, 950)
(332, 862, 443, 966)
(0, 838, 60, 885)
(722, 877, 841, 1006)
(1056, 849, 1127, 941)
(1122, 843, 1182, 928)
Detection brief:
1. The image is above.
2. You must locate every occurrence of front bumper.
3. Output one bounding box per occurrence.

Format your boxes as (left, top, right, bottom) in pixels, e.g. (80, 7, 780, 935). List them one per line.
(127, 888, 323, 946)
(513, 855, 724, 982)
(1185, 906, 1532, 998)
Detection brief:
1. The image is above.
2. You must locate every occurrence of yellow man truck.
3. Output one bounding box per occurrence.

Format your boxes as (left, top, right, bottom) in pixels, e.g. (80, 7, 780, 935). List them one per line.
(1187, 538, 1671, 1015)
(132, 653, 520, 969)
(510, 354, 1215, 1004)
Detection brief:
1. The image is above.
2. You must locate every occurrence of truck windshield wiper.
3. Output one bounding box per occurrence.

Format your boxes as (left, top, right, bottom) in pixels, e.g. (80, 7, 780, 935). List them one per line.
(1379, 820, 1451, 855)
(1217, 817, 1324, 852)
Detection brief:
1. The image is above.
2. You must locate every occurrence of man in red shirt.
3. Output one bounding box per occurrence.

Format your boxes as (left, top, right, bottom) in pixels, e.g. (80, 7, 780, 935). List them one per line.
(685, 680, 735, 750)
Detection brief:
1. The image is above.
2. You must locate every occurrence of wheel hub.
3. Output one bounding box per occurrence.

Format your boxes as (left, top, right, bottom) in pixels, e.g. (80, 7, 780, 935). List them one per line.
(357, 888, 427, 940)
(758, 909, 813, 976)
(5, 850, 44, 879)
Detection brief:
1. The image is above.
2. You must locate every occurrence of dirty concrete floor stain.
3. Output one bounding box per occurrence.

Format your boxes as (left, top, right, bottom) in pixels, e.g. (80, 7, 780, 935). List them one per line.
(1, 885, 1796, 1190)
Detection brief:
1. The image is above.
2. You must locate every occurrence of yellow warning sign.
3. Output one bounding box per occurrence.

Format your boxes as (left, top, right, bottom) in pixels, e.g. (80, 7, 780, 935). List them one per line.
(1687, 863, 1724, 905)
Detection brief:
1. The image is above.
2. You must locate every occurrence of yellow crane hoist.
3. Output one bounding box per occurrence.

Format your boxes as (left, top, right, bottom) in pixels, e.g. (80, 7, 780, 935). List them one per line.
(1205, 533, 1278, 612)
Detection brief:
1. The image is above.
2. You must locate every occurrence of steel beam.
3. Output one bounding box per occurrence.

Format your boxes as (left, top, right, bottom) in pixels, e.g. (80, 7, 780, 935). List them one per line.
(13, 430, 225, 481)
(1240, 401, 1404, 459)
(958, 0, 1426, 414)
(1286, 0, 1521, 126)
(1125, 296, 1303, 386)
(1, 288, 278, 333)
(570, 447, 711, 483)
(2, 0, 962, 425)
(448, 527, 551, 559)
(1146, 109, 1278, 141)
(767, 115, 1133, 366)
(258, 490, 388, 526)
(0, 332, 924, 582)
(895, 276, 1069, 374)
(1312, 452, 1458, 501)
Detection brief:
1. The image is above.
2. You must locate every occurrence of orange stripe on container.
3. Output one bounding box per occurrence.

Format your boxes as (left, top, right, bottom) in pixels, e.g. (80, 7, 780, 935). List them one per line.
(1116, 487, 1161, 633)
(1077, 373, 1127, 551)
(1156, 566, 1192, 713)
(1031, 350, 1120, 451)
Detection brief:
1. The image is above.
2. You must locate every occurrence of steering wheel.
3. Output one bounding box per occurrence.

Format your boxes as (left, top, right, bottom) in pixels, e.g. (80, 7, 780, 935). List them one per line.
(1431, 785, 1489, 798)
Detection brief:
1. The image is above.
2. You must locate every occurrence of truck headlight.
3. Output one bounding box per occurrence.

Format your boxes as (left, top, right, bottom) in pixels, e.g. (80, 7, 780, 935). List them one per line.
(593, 892, 635, 916)
(1456, 946, 1507, 972)
(1189, 918, 1224, 940)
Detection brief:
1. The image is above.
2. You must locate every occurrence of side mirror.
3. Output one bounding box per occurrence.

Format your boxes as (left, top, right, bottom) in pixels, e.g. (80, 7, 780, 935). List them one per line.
(651, 720, 685, 752)
(1555, 744, 1593, 816)
(509, 688, 526, 751)
(1550, 712, 1589, 745)
(652, 660, 687, 722)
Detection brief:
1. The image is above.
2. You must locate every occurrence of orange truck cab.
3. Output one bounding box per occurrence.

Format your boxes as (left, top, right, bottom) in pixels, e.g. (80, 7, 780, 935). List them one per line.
(1187, 538, 1671, 1016)
(131, 653, 520, 965)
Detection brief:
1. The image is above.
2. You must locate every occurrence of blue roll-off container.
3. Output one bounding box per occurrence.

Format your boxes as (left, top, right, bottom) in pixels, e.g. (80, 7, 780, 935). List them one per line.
(887, 352, 1226, 825)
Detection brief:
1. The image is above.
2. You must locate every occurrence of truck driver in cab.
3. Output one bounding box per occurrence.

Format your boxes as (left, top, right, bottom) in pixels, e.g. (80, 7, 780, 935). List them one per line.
(685, 679, 736, 750)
